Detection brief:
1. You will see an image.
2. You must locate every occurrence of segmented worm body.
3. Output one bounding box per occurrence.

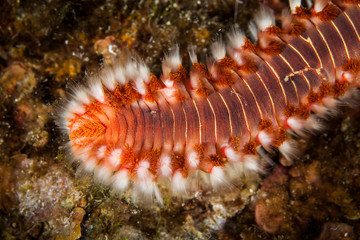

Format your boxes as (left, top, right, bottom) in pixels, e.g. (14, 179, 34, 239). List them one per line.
(60, 0, 360, 204)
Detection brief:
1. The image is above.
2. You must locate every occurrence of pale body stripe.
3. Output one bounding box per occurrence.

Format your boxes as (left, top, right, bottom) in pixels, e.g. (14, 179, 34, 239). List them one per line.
(331, 21, 350, 59)
(206, 98, 217, 141)
(238, 74, 263, 119)
(254, 72, 278, 124)
(182, 106, 188, 145)
(299, 36, 323, 69)
(343, 12, 360, 42)
(217, 92, 233, 136)
(263, 61, 288, 104)
(313, 25, 336, 69)
(192, 99, 202, 144)
(230, 86, 251, 135)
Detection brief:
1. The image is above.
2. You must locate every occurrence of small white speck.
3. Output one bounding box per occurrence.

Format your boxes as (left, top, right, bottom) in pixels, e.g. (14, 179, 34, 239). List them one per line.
(108, 45, 117, 55)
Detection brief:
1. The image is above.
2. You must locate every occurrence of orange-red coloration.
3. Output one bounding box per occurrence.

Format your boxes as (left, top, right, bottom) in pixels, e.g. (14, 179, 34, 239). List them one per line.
(343, 58, 360, 73)
(61, 1, 360, 204)
(294, 6, 312, 18)
(333, 79, 349, 97)
(106, 83, 141, 107)
(284, 104, 297, 118)
(208, 154, 227, 167)
(229, 136, 242, 152)
(307, 90, 319, 104)
(272, 128, 287, 147)
(243, 38, 257, 52)
(259, 119, 273, 131)
(297, 103, 310, 119)
(242, 141, 257, 155)
(259, 40, 284, 55)
(145, 149, 161, 176)
(169, 65, 188, 83)
(192, 62, 212, 80)
(315, 4, 339, 21)
(195, 81, 212, 97)
(171, 152, 188, 176)
(238, 57, 258, 73)
(193, 144, 205, 159)
(318, 82, 332, 98)
(69, 113, 106, 145)
(144, 74, 162, 102)
(121, 145, 136, 167)
(265, 26, 284, 36)
(289, 22, 306, 36)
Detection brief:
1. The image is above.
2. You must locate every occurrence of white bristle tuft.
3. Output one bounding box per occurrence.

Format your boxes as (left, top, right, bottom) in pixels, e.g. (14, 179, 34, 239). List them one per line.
(248, 21, 259, 42)
(138, 63, 150, 84)
(114, 65, 127, 85)
(313, 0, 327, 13)
(286, 117, 306, 134)
(243, 155, 259, 172)
(94, 164, 113, 185)
(211, 41, 226, 61)
(134, 78, 147, 95)
(74, 89, 91, 105)
(132, 160, 165, 204)
(112, 168, 129, 192)
(89, 78, 105, 102)
(257, 131, 273, 149)
(304, 115, 324, 132)
(173, 143, 184, 153)
(159, 155, 172, 177)
(72, 145, 91, 160)
(60, 110, 73, 131)
(322, 96, 338, 109)
(108, 148, 122, 168)
(171, 171, 187, 195)
(133, 180, 163, 205)
(306, 0, 313, 8)
(154, 184, 163, 205)
(210, 166, 227, 188)
(188, 45, 198, 64)
(100, 68, 116, 91)
(186, 151, 200, 169)
(163, 45, 182, 73)
(226, 161, 245, 180)
(287, 115, 324, 136)
(66, 100, 86, 115)
(163, 79, 175, 88)
(289, 0, 302, 11)
(322, 97, 339, 116)
(278, 139, 300, 161)
(124, 61, 139, 80)
(161, 87, 178, 103)
(137, 160, 151, 181)
(227, 28, 246, 50)
(189, 73, 200, 89)
(81, 157, 97, 173)
(281, 8, 293, 30)
(223, 146, 242, 162)
(254, 5, 275, 31)
(310, 102, 332, 116)
(96, 145, 107, 159)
